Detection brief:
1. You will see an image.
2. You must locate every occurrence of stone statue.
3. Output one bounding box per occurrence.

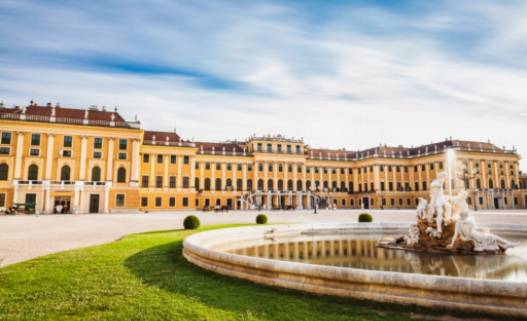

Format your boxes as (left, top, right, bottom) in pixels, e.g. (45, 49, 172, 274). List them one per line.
(448, 211, 513, 252)
(426, 172, 452, 237)
(384, 169, 513, 255)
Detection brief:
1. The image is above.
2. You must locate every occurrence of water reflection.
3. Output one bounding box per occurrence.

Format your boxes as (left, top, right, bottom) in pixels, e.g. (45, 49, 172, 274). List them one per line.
(228, 235, 527, 282)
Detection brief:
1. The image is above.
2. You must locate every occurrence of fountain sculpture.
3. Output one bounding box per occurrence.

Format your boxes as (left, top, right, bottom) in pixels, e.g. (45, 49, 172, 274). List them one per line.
(381, 149, 513, 254)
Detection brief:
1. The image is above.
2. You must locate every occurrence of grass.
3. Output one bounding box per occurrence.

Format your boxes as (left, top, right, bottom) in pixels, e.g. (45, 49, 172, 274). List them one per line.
(0, 225, 437, 321)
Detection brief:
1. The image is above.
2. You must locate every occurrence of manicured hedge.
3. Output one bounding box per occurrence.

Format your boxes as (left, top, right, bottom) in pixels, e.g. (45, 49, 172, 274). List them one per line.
(256, 214, 268, 224)
(183, 215, 201, 230)
(358, 213, 373, 223)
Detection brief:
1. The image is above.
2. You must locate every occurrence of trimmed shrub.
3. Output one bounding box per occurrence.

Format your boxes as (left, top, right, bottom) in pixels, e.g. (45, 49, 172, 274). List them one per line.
(256, 214, 268, 225)
(183, 215, 200, 230)
(358, 213, 373, 223)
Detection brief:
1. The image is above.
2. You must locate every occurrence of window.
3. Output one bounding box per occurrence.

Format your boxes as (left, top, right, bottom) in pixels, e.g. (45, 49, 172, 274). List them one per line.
(183, 177, 189, 188)
(247, 179, 253, 191)
(287, 145, 291, 153)
(0, 147, 9, 155)
(27, 164, 38, 180)
(0, 193, 5, 207)
(157, 155, 163, 163)
(63, 136, 72, 148)
(216, 163, 221, 170)
(1, 132, 11, 145)
(296, 145, 301, 153)
(156, 176, 163, 188)
(60, 165, 71, 181)
(118, 152, 127, 160)
(215, 178, 222, 190)
(155, 197, 162, 207)
(169, 197, 176, 207)
(257, 143, 262, 152)
(268, 164, 273, 171)
(184, 156, 189, 164)
(236, 179, 243, 191)
(423, 182, 428, 190)
(94, 137, 103, 149)
(171, 155, 177, 164)
(141, 197, 148, 207)
(1, 163, 9, 180)
(205, 162, 210, 170)
(91, 166, 101, 182)
(169, 176, 176, 188)
(195, 161, 199, 169)
(227, 163, 232, 171)
(182, 197, 189, 207)
(237, 164, 242, 171)
(204, 178, 211, 190)
(278, 164, 283, 172)
(31, 134, 40, 146)
(258, 164, 263, 171)
(143, 154, 150, 163)
(142, 176, 149, 188)
(30, 148, 39, 156)
(116, 194, 125, 207)
(267, 143, 272, 152)
(277, 144, 282, 152)
(117, 167, 126, 183)
(62, 150, 72, 158)
(119, 139, 127, 150)
(93, 151, 102, 159)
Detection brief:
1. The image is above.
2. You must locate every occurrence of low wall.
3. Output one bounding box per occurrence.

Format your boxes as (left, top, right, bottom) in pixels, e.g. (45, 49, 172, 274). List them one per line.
(183, 223, 527, 318)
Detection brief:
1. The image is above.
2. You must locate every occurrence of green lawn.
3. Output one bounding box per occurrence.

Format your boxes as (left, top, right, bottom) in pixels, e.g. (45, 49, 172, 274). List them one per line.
(0, 225, 437, 321)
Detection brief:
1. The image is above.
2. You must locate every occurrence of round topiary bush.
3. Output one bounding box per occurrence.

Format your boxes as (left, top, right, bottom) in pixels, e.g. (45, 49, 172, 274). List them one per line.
(256, 214, 268, 224)
(183, 215, 200, 230)
(358, 213, 373, 223)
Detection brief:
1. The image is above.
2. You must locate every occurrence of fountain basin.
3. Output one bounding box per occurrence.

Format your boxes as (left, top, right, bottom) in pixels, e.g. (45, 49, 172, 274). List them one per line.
(183, 223, 527, 317)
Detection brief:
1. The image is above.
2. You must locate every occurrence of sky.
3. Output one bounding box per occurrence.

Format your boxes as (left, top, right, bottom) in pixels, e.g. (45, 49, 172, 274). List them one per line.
(1, 0, 526, 169)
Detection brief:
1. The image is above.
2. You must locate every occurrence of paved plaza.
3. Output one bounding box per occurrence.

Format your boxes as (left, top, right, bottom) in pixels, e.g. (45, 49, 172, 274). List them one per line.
(1, 209, 526, 267)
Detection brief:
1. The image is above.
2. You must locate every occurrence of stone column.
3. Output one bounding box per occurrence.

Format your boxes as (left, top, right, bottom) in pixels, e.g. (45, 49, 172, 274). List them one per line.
(45, 134, 55, 180)
(131, 139, 140, 183)
(190, 157, 196, 189)
(106, 138, 114, 181)
(14, 132, 24, 179)
(163, 155, 169, 188)
(242, 163, 247, 191)
(177, 155, 183, 190)
(79, 136, 88, 180)
(104, 182, 111, 213)
(199, 162, 204, 189)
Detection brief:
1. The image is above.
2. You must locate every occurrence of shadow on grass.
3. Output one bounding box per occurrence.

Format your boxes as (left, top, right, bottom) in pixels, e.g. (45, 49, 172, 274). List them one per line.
(123, 237, 452, 321)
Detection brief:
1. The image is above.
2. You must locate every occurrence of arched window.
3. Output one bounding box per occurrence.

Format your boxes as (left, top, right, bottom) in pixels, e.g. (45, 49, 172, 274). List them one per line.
(488, 179, 494, 189)
(195, 177, 200, 189)
(340, 181, 346, 192)
(236, 179, 243, 191)
(117, 167, 126, 183)
(60, 165, 71, 181)
(267, 179, 273, 191)
(226, 178, 232, 190)
(277, 179, 283, 191)
(204, 178, 211, 191)
(323, 181, 329, 189)
(296, 180, 302, 191)
(287, 179, 293, 191)
(476, 179, 481, 189)
(215, 178, 222, 191)
(315, 180, 320, 190)
(348, 182, 354, 193)
(0, 163, 9, 180)
(27, 164, 38, 181)
(247, 179, 253, 191)
(306, 181, 311, 190)
(91, 166, 101, 182)
(501, 179, 506, 189)
(332, 181, 337, 191)
(257, 179, 264, 191)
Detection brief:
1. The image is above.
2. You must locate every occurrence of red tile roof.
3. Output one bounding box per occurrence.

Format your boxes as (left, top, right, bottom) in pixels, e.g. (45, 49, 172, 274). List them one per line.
(143, 130, 180, 143)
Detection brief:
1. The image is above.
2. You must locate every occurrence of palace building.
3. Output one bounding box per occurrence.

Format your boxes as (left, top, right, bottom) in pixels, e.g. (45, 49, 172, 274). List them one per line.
(0, 102, 526, 214)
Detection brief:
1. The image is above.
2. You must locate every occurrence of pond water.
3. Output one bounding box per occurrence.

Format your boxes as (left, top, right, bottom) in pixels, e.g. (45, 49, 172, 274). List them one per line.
(228, 232, 527, 282)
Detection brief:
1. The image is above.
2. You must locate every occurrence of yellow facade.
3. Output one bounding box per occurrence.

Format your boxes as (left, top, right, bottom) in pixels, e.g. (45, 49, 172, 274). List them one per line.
(0, 103, 526, 213)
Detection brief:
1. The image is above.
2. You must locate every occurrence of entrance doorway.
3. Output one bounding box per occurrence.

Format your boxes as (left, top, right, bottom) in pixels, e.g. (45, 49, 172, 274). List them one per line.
(89, 194, 100, 213)
(226, 198, 233, 210)
(25, 193, 37, 211)
(54, 197, 71, 214)
(362, 197, 370, 209)
(494, 198, 500, 209)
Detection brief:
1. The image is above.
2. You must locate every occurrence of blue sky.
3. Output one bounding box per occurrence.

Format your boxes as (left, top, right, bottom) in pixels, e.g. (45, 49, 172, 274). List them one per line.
(1, 0, 527, 168)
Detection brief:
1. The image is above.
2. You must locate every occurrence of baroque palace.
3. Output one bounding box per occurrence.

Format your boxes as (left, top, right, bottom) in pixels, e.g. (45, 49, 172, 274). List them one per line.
(0, 102, 526, 214)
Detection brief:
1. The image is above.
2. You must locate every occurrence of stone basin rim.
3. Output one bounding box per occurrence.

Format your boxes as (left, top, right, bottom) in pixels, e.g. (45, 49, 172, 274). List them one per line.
(183, 223, 527, 317)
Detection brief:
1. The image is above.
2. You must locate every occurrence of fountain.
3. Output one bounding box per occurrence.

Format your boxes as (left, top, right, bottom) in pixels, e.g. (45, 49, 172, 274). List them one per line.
(183, 149, 527, 317)
(380, 149, 514, 254)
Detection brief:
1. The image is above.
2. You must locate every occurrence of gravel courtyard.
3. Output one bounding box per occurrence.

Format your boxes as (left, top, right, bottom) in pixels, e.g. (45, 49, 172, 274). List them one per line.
(1, 209, 526, 267)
